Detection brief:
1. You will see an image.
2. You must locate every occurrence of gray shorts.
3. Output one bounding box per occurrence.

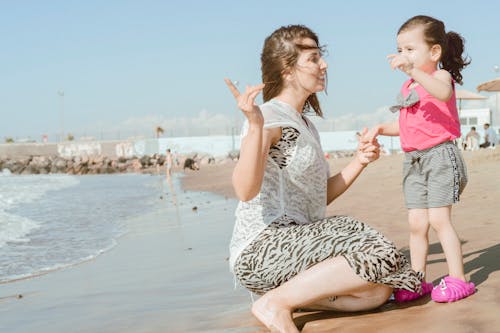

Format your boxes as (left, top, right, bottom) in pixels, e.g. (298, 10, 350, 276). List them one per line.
(403, 141, 467, 209)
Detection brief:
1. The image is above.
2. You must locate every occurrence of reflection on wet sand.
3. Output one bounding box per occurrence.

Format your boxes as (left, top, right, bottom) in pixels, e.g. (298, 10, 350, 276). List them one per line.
(164, 176, 180, 225)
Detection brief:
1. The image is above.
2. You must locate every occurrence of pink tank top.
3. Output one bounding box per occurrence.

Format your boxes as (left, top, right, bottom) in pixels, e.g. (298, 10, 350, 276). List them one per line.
(399, 78, 461, 152)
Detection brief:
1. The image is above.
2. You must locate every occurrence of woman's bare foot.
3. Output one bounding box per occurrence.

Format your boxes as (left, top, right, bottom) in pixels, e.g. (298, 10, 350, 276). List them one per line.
(251, 295, 299, 333)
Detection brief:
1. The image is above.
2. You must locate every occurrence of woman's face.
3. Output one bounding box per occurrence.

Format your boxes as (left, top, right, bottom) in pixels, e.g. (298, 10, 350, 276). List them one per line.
(292, 38, 328, 93)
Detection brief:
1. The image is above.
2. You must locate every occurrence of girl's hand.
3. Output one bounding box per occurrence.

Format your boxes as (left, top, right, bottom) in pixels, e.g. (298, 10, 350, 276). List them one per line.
(224, 78, 265, 126)
(361, 125, 381, 145)
(387, 54, 414, 75)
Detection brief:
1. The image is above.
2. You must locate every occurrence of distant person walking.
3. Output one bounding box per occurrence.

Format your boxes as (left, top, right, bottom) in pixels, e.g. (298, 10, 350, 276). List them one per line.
(479, 123, 497, 148)
(165, 149, 173, 179)
(364, 15, 474, 303)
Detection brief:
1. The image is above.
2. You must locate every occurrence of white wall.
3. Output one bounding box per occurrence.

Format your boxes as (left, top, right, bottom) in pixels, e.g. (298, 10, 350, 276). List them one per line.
(459, 108, 491, 128)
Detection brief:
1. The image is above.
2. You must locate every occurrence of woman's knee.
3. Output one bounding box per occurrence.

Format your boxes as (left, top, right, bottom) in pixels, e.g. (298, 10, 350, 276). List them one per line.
(352, 284, 392, 306)
(329, 284, 392, 312)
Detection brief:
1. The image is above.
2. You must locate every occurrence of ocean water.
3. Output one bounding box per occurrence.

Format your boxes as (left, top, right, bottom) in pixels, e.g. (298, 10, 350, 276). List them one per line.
(0, 172, 159, 283)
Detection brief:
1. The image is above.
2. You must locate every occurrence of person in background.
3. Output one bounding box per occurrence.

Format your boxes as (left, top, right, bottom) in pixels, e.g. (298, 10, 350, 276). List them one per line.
(165, 149, 173, 179)
(465, 126, 480, 151)
(479, 123, 497, 148)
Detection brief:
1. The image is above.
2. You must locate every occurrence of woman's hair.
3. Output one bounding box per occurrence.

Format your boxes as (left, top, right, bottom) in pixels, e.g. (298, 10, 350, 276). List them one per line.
(398, 15, 470, 85)
(261, 25, 324, 116)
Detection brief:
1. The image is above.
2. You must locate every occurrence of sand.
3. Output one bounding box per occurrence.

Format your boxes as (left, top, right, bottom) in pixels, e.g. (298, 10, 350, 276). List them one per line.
(183, 148, 500, 332)
(1, 149, 498, 333)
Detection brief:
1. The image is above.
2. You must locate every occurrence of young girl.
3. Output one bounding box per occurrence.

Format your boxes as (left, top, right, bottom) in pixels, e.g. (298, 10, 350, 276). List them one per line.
(365, 15, 475, 303)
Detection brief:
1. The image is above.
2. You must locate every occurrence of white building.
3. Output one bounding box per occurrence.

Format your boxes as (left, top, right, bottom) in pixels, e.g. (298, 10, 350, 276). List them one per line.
(459, 108, 491, 128)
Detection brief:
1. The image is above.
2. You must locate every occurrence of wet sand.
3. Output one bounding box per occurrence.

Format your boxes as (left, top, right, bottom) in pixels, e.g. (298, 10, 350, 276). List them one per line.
(0, 175, 260, 333)
(183, 149, 500, 332)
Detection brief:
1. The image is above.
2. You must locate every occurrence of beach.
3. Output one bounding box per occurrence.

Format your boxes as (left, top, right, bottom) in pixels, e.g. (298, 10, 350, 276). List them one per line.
(1, 149, 499, 333)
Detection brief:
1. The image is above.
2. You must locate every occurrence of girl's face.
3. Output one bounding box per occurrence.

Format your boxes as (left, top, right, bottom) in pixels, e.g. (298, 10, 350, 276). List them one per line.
(291, 38, 328, 93)
(397, 26, 440, 72)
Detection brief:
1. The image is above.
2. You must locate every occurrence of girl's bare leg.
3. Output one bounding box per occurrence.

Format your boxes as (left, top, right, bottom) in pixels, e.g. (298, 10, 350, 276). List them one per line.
(428, 206, 465, 280)
(408, 208, 430, 275)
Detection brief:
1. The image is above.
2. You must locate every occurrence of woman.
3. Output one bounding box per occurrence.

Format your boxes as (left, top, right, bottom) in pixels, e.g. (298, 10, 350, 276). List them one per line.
(225, 25, 421, 333)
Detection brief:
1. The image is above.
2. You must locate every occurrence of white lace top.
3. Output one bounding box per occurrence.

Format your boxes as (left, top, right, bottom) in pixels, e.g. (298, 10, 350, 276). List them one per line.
(229, 99, 330, 271)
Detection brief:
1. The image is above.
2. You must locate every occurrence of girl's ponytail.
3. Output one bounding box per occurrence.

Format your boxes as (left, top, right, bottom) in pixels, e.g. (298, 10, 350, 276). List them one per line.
(441, 31, 471, 85)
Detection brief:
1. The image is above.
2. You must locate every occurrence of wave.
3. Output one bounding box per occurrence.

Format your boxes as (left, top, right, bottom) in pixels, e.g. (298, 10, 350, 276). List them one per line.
(0, 174, 80, 248)
(0, 239, 118, 284)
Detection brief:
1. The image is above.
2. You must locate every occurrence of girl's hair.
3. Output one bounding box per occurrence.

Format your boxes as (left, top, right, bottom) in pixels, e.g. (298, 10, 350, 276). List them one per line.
(398, 15, 470, 85)
(261, 25, 324, 116)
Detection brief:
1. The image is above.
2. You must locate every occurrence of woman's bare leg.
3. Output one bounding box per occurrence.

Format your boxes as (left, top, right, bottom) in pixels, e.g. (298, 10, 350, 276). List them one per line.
(301, 284, 392, 312)
(251, 256, 389, 333)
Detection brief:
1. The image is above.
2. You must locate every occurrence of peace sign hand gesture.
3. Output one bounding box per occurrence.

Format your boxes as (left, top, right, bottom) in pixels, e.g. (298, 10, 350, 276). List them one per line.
(224, 78, 265, 127)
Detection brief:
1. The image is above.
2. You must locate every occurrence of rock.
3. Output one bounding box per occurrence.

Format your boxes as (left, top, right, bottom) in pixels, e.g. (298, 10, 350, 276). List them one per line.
(140, 156, 150, 167)
(52, 158, 68, 172)
(183, 158, 199, 170)
(21, 165, 37, 174)
(0, 153, 180, 175)
(130, 159, 142, 172)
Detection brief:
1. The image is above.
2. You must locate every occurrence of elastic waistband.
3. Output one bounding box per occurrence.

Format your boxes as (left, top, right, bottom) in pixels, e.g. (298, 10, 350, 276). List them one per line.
(405, 141, 456, 159)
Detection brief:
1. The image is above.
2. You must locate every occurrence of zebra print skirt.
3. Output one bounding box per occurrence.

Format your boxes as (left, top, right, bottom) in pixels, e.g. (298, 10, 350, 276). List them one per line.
(233, 215, 422, 295)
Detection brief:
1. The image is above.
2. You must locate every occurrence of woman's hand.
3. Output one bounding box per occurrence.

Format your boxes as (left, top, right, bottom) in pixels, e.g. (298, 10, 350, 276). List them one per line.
(224, 78, 270, 201)
(356, 128, 380, 166)
(224, 78, 265, 127)
(326, 128, 380, 204)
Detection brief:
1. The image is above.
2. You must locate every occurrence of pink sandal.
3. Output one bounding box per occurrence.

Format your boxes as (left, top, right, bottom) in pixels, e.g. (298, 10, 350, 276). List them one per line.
(431, 276, 475, 302)
(394, 281, 433, 302)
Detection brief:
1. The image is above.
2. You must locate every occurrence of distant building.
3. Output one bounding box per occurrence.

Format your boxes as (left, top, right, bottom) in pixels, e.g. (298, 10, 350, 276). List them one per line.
(459, 108, 491, 128)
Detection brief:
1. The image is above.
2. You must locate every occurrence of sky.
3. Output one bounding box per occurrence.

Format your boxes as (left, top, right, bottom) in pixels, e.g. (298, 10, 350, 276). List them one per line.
(1, 0, 500, 141)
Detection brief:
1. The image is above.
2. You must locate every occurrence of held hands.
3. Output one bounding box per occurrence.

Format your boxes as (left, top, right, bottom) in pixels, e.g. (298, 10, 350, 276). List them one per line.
(362, 125, 381, 145)
(356, 128, 380, 166)
(224, 78, 265, 127)
(387, 54, 414, 76)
